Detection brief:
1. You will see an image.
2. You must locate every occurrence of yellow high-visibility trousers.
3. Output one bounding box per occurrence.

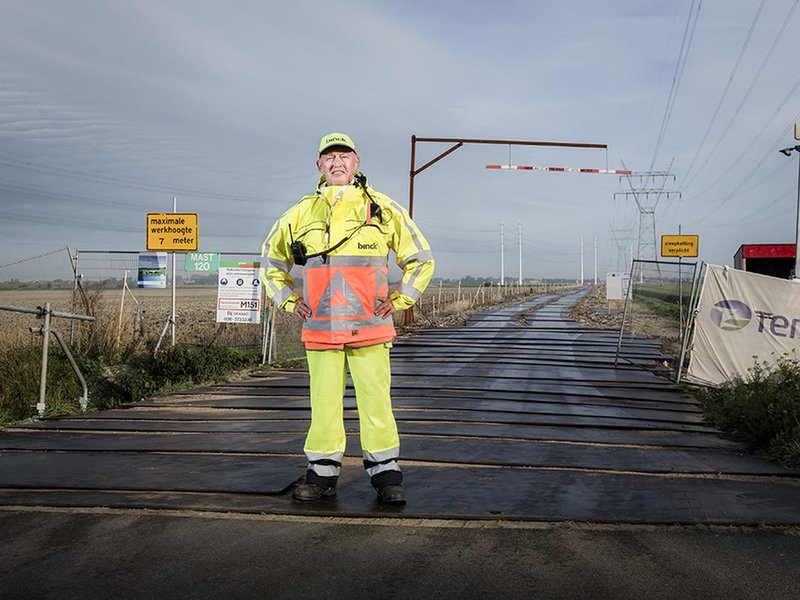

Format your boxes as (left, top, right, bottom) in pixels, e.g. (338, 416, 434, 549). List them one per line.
(304, 343, 401, 487)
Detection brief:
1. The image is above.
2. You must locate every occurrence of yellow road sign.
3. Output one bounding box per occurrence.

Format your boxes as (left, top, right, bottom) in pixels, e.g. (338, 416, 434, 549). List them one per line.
(147, 213, 199, 251)
(661, 234, 699, 257)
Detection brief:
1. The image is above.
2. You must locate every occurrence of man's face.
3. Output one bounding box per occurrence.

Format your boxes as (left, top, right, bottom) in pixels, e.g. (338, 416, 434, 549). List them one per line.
(317, 145, 359, 186)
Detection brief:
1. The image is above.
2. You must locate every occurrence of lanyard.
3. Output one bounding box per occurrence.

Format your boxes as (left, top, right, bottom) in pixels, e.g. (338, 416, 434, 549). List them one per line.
(323, 183, 349, 246)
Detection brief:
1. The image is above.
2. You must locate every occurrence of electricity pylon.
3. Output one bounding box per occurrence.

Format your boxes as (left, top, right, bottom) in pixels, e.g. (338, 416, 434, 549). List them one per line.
(614, 159, 680, 263)
(609, 226, 633, 272)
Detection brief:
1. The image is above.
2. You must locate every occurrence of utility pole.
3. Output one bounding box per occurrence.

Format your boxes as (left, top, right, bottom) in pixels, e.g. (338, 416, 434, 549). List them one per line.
(500, 221, 505, 286)
(580, 237, 584, 285)
(594, 236, 598, 285)
(517, 221, 523, 285)
(778, 121, 800, 279)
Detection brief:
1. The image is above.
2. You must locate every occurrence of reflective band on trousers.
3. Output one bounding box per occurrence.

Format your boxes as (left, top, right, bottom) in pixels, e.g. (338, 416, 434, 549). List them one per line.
(305, 450, 344, 478)
(363, 447, 400, 478)
(302, 254, 394, 346)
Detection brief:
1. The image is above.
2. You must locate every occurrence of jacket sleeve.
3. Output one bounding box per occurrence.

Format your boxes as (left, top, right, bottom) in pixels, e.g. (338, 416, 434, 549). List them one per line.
(260, 209, 301, 313)
(385, 197, 435, 311)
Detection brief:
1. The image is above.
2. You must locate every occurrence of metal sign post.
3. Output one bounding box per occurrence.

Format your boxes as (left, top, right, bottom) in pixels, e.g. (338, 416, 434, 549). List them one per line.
(146, 198, 200, 350)
(661, 230, 700, 340)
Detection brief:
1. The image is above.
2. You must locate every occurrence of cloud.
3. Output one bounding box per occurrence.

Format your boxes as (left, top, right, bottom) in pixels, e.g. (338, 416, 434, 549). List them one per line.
(0, 1, 798, 280)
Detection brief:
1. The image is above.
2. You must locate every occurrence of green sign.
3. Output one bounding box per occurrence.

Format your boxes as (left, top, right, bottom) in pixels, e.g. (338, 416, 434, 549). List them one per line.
(219, 260, 260, 268)
(184, 252, 220, 272)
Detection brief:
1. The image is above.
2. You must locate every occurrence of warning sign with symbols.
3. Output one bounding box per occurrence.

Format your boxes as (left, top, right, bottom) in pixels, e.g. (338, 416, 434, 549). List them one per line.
(216, 266, 261, 323)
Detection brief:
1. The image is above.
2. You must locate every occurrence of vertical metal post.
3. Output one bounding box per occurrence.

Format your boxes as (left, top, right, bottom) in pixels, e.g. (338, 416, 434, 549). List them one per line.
(409, 135, 417, 218)
(615, 262, 637, 367)
(500, 221, 505, 286)
(678, 225, 684, 341)
(70, 249, 79, 346)
(403, 135, 417, 327)
(517, 221, 522, 285)
(171, 196, 177, 346)
(117, 270, 128, 345)
(795, 152, 800, 280)
(37, 303, 52, 417)
(261, 294, 270, 365)
(267, 307, 276, 364)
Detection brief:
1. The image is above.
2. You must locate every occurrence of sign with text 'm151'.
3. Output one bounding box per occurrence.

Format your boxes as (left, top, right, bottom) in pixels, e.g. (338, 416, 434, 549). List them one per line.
(661, 234, 699, 258)
(146, 213, 199, 251)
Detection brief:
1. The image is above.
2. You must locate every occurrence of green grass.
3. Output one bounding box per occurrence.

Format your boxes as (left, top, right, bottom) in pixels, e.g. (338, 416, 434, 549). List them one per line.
(695, 353, 800, 468)
(0, 343, 261, 425)
(632, 283, 689, 321)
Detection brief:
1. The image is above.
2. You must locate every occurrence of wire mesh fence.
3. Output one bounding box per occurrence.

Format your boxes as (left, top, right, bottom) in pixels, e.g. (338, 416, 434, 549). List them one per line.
(72, 250, 265, 355)
(615, 259, 698, 372)
(1, 247, 580, 365)
(0, 247, 76, 351)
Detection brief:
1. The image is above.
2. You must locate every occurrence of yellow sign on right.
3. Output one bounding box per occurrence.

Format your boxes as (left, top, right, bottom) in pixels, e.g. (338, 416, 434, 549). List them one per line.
(661, 234, 699, 258)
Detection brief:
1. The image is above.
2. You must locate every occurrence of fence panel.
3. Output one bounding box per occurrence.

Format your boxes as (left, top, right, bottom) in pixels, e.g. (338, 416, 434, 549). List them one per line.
(3, 247, 582, 363)
(615, 259, 698, 373)
(71, 250, 267, 355)
(0, 247, 76, 351)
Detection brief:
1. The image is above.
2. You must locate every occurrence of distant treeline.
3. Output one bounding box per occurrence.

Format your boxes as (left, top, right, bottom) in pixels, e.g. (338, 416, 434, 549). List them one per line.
(431, 276, 576, 287)
(0, 274, 576, 291)
(0, 279, 75, 290)
(0, 275, 219, 290)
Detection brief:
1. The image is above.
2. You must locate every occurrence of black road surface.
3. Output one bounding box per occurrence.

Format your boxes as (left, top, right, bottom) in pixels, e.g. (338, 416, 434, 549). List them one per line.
(2, 289, 799, 599)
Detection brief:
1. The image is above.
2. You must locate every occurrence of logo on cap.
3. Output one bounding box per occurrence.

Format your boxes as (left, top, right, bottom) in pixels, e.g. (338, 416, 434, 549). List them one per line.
(319, 132, 355, 153)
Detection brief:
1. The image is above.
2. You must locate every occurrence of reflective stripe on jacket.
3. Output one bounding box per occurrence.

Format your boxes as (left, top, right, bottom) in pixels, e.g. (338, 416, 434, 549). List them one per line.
(260, 175, 434, 349)
(302, 254, 395, 348)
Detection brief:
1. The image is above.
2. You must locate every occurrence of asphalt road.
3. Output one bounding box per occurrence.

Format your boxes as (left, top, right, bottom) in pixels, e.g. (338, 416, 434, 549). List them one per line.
(2, 508, 798, 600)
(2, 290, 799, 599)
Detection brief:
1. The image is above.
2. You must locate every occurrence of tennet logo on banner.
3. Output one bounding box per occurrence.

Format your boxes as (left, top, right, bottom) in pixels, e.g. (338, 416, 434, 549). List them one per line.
(712, 299, 800, 338)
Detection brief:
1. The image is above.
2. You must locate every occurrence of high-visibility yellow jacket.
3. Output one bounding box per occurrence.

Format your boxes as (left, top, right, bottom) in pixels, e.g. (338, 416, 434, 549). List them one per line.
(260, 174, 434, 349)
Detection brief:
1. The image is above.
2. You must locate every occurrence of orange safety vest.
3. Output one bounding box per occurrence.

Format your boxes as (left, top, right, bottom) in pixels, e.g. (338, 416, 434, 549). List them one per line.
(302, 255, 395, 349)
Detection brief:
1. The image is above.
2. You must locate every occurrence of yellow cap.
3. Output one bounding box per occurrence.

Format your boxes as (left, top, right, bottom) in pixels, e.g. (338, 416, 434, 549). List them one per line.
(319, 132, 356, 154)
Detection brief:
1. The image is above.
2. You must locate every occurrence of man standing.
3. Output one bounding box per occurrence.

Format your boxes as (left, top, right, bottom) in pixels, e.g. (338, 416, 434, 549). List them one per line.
(260, 132, 434, 504)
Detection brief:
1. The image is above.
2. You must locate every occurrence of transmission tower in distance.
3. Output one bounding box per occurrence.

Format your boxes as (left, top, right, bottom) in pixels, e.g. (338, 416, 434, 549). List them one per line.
(609, 226, 634, 272)
(614, 160, 680, 262)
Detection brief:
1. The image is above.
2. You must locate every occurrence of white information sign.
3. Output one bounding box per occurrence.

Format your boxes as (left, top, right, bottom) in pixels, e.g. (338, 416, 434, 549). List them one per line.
(216, 266, 261, 323)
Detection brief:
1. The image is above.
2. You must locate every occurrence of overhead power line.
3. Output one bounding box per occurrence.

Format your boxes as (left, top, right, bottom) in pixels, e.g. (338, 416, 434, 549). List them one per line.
(0, 153, 263, 203)
(680, 0, 766, 188)
(682, 0, 799, 192)
(691, 95, 800, 206)
(649, 0, 703, 172)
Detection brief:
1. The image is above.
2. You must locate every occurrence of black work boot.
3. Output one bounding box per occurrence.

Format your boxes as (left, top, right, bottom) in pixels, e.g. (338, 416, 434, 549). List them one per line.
(376, 484, 406, 505)
(371, 470, 406, 505)
(292, 470, 337, 502)
(292, 483, 337, 502)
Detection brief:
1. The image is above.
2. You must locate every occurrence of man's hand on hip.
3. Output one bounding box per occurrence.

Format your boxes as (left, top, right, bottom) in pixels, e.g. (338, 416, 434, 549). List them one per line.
(294, 297, 312, 321)
(374, 297, 396, 319)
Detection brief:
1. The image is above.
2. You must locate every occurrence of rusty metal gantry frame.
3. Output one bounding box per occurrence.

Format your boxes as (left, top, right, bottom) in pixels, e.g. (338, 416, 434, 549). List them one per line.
(403, 136, 608, 324)
(408, 136, 608, 218)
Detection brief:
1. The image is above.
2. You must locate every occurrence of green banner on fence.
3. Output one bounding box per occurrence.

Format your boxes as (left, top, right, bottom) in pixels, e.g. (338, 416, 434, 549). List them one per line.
(184, 252, 220, 272)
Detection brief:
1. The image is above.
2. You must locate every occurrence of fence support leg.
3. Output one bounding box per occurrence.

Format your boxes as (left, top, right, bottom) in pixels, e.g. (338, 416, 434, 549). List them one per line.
(36, 303, 52, 417)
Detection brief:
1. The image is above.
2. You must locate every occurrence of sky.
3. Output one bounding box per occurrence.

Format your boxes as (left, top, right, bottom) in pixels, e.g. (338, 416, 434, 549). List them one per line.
(1, 0, 799, 281)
